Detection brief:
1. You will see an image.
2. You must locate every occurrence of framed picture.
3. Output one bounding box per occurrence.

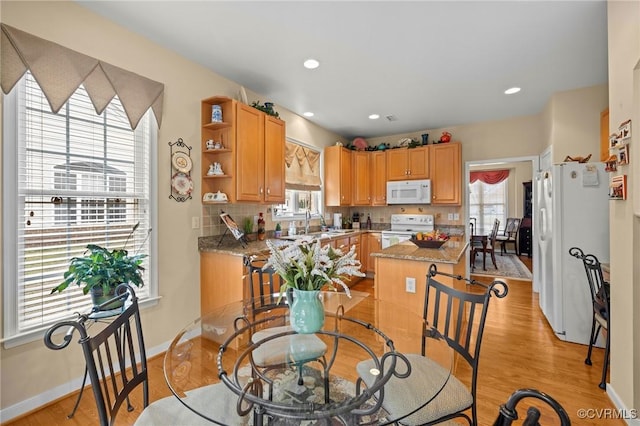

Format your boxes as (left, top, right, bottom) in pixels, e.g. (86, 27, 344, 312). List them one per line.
(619, 119, 631, 141)
(618, 145, 629, 165)
(609, 133, 620, 149)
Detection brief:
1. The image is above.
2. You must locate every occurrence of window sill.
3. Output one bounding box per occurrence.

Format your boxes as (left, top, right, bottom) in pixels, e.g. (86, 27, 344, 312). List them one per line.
(2, 296, 162, 349)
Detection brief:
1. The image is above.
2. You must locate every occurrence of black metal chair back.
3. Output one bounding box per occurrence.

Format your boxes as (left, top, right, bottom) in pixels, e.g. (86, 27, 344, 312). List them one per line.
(493, 388, 571, 425)
(424, 264, 509, 425)
(44, 284, 148, 426)
(245, 257, 289, 319)
(569, 247, 610, 388)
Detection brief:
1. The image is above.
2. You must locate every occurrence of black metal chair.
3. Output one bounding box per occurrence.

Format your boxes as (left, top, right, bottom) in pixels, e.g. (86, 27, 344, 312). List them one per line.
(357, 264, 508, 425)
(244, 258, 329, 399)
(493, 388, 571, 425)
(569, 247, 610, 389)
(44, 284, 148, 426)
(45, 284, 243, 426)
(495, 217, 521, 255)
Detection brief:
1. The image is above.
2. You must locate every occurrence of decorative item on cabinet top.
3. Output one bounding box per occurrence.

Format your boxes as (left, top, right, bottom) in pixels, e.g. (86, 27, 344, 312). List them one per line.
(168, 138, 193, 203)
(250, 100, 280, 118)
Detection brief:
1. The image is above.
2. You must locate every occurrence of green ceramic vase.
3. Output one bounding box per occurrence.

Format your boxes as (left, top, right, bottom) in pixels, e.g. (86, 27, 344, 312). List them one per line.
(288, 288, 325, 334)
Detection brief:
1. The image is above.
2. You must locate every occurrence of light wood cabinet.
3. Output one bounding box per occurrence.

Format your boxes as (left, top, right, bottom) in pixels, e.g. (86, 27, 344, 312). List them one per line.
(386, 146, 429, 181)
(352, 151, 371, 205)
(236, 103, 285, 203)
(429, 142, 461, 205)
(362, 232, 381, 274)
(201, 97, 285, 205)
(200, 251, 244, 313)
(370, 151, 387, 205)
(324, 146, 352, 206)
(600, 108, 610, 161)
(201, 96, 236, 203)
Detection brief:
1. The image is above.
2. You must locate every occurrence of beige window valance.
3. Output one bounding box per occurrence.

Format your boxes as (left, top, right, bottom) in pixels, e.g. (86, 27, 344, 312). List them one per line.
(1, 24, 164, 129)
(285, 141, 321, 191)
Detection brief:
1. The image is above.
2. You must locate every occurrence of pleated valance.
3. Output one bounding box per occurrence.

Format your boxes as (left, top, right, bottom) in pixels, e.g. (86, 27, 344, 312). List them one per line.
(284, 141, 321, 191)
(1, 24, 164, 129)
(470, 169, 510, 185)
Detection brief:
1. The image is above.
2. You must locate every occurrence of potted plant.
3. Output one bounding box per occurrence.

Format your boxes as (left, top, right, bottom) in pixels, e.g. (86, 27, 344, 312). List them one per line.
(264, 237, 364, 333)
(50, 223, 149, 309)
(242, 217, 254, 241)
(274, 222, 282, 239)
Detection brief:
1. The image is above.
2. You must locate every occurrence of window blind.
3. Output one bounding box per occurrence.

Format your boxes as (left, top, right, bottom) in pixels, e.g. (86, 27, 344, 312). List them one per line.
(4, 72, 153, 339)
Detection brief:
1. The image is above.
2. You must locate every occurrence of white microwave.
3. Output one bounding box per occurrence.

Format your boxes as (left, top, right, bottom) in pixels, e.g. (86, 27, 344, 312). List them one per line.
(386, 179, 431, 204)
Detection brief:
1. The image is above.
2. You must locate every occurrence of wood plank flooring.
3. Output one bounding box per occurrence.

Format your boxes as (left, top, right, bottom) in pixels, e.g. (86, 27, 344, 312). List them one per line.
(6, 256, 621, 425)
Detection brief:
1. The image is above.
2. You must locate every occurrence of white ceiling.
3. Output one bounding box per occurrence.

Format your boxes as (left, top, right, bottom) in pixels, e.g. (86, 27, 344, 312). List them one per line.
(77, 1, 608, 141)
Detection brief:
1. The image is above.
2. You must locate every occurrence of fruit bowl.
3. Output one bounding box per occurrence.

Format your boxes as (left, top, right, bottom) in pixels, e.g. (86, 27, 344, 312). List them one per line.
(410, 237, 449, 249)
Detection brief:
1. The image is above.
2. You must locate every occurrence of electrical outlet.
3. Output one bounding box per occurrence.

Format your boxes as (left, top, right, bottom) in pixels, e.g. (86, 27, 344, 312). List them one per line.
(191, 217, 200, 229)
(447, 213, 454, 220)
(405, 277, 416, 293)
(453, 213, 460, 220)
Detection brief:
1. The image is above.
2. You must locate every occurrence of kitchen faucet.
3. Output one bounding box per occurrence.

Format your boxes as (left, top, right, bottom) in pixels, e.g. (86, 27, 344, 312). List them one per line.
(305, 209, 311, 234)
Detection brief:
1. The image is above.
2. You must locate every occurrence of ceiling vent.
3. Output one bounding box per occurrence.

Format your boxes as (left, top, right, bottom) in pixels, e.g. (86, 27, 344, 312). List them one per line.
(385, 115, 398, 122)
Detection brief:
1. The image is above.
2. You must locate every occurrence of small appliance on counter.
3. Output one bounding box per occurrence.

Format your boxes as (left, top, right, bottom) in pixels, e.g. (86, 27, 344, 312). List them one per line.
(333, 213, 342, 229)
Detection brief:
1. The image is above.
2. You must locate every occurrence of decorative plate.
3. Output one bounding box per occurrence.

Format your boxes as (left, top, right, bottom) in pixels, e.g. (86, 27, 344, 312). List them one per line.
(171, 172, 193, 195)
(171, 151, 192, 173)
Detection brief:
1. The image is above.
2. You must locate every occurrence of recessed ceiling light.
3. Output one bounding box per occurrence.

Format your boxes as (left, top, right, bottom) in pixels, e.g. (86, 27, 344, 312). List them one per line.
(369, 114, 380, 120)
(303, 59, 320, 69)
(303, 112, 314, 117)
(504, 87, 521, 95)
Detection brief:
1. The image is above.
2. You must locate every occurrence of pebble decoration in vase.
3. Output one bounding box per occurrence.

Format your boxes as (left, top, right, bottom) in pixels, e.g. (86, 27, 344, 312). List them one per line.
(287, 288, 325, 334)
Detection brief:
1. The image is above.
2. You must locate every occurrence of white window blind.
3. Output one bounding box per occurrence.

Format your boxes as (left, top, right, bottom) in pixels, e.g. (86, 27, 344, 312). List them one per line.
(3, 72, 154, 344)
(469, 179, 507, 234)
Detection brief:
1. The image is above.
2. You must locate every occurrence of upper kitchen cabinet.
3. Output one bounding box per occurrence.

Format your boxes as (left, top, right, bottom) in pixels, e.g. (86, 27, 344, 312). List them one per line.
(386, 146, 429, 181)
(429, 142, 461, 205)
(352, 151, 370, 205)
(370, 151, 387, 205)
(202, 97, 285, 204)
(201, 96, 236, 203)
(236, 103, 285, 203)
(325, 146, 352, 206)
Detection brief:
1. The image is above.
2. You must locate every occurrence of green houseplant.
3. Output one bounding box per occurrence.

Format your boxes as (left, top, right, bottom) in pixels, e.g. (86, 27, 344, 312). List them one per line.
(50, 223, 149, 309)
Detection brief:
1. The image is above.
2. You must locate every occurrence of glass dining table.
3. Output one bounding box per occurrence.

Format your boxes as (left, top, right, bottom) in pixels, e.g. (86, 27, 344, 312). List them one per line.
(163, 291, 453, 425)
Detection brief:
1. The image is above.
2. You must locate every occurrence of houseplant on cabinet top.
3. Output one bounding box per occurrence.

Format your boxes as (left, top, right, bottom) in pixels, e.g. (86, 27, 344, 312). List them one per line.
(50, 223, 149, 309)
(264, 237, 364, 333)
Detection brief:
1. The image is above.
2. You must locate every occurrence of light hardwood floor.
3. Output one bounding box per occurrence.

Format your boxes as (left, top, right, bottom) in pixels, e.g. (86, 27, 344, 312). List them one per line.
(6, 256, 621, 425)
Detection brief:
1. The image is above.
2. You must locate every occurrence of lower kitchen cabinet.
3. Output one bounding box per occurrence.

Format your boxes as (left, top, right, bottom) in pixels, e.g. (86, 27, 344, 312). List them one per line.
(363, 232, 381, 275)
(200, 251, 244, 314)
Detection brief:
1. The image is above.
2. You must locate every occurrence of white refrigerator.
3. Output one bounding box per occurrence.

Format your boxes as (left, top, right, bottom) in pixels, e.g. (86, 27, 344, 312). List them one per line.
(535, 162, 609, 345)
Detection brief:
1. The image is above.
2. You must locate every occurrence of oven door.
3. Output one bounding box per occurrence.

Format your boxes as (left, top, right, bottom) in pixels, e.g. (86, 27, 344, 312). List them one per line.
(381, 232, 413, 249)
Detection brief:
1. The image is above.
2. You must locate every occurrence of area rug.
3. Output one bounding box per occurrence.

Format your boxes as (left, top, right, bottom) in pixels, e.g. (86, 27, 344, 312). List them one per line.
(471, 254, 532, 281)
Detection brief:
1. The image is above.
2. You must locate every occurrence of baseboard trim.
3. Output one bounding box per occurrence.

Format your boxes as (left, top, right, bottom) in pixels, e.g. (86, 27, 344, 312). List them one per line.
(607, 384, 640, 425)
(0, 339, 171, 423)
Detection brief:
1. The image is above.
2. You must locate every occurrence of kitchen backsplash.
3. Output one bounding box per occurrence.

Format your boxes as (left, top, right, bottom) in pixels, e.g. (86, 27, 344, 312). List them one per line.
(201, 203, 464, 237)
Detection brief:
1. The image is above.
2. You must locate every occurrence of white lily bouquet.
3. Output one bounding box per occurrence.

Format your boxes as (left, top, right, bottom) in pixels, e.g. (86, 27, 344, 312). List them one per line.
(264, 237, 365, 298)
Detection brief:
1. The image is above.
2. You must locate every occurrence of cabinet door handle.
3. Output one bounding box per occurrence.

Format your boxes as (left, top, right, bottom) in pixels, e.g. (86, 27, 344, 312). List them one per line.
(260, 187, 263, 194)
(266, 188, 270, 195)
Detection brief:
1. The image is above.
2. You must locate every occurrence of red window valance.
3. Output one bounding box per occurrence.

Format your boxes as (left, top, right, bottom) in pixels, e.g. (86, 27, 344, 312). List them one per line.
(470, 169, 510, 184)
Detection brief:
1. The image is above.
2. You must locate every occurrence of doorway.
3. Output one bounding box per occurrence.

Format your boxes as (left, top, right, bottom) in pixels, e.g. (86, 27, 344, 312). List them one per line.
(464, 155, 539, 287)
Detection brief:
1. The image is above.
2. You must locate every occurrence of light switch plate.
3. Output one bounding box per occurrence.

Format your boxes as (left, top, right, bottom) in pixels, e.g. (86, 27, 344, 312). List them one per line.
(453, 213, 460, 220)
(447, 213, 454, 220)
(405, 277, 416, 293)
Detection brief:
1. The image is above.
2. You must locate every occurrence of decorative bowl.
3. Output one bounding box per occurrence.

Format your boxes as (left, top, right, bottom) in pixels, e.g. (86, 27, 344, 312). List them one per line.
(409, 238, 449, 249)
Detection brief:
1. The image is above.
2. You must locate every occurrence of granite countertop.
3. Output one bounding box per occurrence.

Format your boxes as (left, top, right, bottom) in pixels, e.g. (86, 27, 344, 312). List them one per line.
(371, 236, 468, 264)
(198, 229, 380, 257)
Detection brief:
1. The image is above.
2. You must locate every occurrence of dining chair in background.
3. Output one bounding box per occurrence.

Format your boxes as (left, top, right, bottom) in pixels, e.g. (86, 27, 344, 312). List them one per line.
(357, 264, 509, 425)
(495, 217, 521, 255)
(569, 247, 610, 389)
(245, 258, 329, 399)
(492, 388, 571, 425)
(471, 218, 500, 270)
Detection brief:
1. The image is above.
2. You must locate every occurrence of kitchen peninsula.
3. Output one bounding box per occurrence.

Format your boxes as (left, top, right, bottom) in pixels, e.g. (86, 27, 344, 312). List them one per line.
(372, 237, 468, 316)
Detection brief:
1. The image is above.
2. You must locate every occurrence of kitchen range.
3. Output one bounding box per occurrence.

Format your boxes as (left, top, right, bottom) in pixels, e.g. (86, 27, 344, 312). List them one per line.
(381, 214, 435, 249)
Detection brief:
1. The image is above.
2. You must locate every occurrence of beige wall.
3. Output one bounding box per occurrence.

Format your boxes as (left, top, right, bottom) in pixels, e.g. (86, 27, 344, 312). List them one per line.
(607, 0, 640, 413)
(0, 0, 344, 415)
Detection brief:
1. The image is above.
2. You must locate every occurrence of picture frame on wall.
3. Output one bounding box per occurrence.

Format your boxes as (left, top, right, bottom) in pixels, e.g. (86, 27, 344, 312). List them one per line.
(618, 145, 629, 165)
